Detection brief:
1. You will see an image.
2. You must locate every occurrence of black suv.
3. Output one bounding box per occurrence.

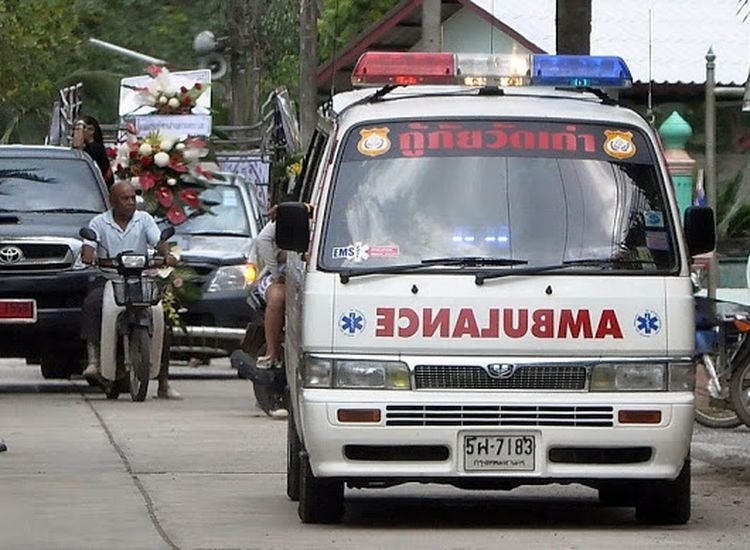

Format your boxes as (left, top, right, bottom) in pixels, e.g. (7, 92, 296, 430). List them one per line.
(0, 146, 108, 378)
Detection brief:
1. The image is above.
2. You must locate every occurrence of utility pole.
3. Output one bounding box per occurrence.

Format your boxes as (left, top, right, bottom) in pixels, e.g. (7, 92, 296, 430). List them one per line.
(299, 0, 319, 148)
(422, 0, 442, 52)
(555, 0, 591, 54)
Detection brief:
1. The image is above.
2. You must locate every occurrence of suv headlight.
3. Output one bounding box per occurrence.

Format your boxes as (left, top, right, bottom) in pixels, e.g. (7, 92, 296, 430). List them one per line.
(302, 357, 411, 390)
(206, 263, 257, 293)
(590, 363, 666, 391)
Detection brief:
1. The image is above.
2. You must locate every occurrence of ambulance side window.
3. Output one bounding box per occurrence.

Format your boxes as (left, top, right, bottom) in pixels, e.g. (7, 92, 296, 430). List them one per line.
(295, 130, 328, 203)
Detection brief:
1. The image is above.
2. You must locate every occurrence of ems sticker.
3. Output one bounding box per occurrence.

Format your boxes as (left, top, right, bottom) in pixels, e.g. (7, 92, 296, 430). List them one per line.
(357, 127, 391, 157)
(603, 130, 636, 160)
(339, 309, 366, 336)
(643, 210, 664, 228)
(332, 243, 400, 262)
(634, 310, 661, 337)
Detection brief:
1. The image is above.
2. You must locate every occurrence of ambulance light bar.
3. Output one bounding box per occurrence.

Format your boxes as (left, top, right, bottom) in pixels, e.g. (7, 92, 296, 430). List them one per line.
(351, 52, 632, 89)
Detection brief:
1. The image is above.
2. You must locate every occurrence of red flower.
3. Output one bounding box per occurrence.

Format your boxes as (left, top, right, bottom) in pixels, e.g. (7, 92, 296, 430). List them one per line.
(129, 150, 138, 159)
(195, 165, 213, 180)
(180, 86, 188, 93)
(166, 205, 187, 225)
(106, 147, 117, 159)
(181, 95, 192, 105)
(140, 173, 157, 191)
(194, 83, 202, 90)
(180, 188, 200, 208)
(169, 160, 188, 173)
(156, 186, 174, 207)
(185, 138, 206, 149)
(141, 155, 153, 168)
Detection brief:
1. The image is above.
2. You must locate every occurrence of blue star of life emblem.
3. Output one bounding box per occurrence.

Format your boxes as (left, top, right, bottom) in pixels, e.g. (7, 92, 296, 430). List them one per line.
(634, 310, 661, 337)
(339, 310, 365, 336)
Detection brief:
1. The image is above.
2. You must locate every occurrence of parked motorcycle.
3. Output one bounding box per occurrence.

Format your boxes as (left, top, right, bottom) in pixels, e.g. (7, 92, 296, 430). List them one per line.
(79, 226, 174, 401)
(229, 275, 287, 416)
(694, 296, 750, 428)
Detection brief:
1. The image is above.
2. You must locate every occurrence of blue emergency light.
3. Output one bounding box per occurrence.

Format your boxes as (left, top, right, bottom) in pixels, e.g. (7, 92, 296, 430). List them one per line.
(531, 55, 632, 88)
(352, 52, 633, 89)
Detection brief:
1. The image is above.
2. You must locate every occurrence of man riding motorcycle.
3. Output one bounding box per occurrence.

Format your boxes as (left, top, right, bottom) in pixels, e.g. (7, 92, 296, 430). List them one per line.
(80, 181, 178, 397)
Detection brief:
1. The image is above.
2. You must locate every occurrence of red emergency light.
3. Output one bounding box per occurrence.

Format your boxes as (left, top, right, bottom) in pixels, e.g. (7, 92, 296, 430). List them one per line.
(351, 52, 456, 86)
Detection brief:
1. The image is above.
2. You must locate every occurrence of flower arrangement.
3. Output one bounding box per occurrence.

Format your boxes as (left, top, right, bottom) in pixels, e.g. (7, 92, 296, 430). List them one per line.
(112, 128, 214, 225)
(150, 247, 201, 327)
(128, 65, 209, 115)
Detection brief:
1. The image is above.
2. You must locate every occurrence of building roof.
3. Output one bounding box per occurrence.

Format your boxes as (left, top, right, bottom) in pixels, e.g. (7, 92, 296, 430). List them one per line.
(473, 0, 750, 85)
(317, 0, 545, 92)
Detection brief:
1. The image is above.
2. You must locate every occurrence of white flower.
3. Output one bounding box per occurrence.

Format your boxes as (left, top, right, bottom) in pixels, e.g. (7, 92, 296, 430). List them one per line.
(139, 143, 153, 156)
(167, 178, 177, 186)
(175, 142, 186, 151)
(182, 148, 200, 162)
(159, 140, 173, 152)
(168, 97, 180, 109)
(158, 266, 174, 279)
(118, 143, 130, 156)
(130, 176, 141, 188)
(154, 152, 170, 167)
(158, 96, 168, 105)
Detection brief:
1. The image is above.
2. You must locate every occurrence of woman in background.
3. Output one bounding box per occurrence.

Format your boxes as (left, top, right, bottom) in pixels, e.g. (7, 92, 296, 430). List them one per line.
(72, 115, 114, 189)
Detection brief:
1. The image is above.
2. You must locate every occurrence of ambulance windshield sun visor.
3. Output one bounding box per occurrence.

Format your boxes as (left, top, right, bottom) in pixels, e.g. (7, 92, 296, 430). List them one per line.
(351, 52, 633, 89)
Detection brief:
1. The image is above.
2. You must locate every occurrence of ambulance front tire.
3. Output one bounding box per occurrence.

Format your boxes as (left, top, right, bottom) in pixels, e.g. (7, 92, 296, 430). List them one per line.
(635, 459, 691, 525)
(297, 452, 344, 524)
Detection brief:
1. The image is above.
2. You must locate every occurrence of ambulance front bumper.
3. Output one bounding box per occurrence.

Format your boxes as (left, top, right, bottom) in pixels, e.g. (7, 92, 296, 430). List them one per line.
(299, 389, 694, 482)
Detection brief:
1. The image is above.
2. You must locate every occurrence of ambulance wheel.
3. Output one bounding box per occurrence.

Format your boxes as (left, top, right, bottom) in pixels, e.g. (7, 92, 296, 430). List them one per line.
(287, 406, 301, 501)
(298, 453, 344, 524)
(635, 459, 691, 525)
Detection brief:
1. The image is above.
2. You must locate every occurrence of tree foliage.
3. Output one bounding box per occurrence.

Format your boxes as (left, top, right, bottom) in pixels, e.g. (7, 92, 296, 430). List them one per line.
(318, 0, 400, 62)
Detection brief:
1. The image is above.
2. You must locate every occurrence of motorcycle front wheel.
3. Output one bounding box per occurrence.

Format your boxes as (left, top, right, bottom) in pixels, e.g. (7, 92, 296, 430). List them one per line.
(695, 357, 741, 428)
(729, 356, 750, 428)
(128, 327, 151, 402)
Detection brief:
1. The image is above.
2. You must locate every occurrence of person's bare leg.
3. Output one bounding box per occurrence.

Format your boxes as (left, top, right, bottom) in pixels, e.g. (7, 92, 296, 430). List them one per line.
(265, 283, 285, 362)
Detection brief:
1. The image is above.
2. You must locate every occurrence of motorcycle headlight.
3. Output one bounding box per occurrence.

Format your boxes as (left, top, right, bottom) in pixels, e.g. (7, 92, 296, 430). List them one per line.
(590, 363, 666, 391)
(121, 254, 147, 269)
(302, 357, 411, 390)
(206, 263, 257, 293)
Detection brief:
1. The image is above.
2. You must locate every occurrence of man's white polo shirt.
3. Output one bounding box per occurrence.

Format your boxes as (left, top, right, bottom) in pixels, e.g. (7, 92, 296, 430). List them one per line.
(85, 209, 161, 259)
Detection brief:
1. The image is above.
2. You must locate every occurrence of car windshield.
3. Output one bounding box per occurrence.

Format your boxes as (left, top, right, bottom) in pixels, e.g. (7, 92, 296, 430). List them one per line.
(0, 157, 106, 212)
(175, 185, 251, 236)
(321, 119, 677, 273)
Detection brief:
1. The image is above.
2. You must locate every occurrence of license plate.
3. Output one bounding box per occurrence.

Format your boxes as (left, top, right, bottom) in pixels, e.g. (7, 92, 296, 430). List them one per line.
(0, 300, 37, 323)
(463, 433, 536, 471)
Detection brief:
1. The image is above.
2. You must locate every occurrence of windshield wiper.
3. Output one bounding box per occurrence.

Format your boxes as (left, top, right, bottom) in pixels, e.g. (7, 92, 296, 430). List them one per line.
(475, 257, 657, 285)
(422, 256, 528, 267)
(339, 257, 527, 284)
(37, 208, 101, 213)
(183, 231, 250, 238)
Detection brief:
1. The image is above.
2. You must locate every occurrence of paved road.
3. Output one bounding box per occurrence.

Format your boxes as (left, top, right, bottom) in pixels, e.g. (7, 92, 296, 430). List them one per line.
(1, 359, 748, 549)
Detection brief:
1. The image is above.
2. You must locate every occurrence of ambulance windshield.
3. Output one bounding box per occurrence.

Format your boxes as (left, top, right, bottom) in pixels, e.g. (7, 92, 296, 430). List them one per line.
(321, 120, 676, 273)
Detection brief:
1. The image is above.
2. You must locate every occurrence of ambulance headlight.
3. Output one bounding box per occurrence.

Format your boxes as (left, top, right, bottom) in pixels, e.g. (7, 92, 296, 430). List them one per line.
(302, 356, 411, 389)
(590, 364, 666, 391)
(335, 360, 410, 390)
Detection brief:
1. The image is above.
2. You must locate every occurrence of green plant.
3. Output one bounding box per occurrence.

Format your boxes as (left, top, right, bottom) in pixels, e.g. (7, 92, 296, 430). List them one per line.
(716, 164, 750, 239)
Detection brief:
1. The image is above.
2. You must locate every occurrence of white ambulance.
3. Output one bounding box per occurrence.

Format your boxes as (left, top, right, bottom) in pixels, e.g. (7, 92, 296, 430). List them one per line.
(276, 52, 716, 525)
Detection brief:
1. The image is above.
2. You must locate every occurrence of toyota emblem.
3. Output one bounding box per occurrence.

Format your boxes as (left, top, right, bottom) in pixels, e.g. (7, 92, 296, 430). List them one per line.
(487, 363, 516, 379)
(0, 246, 24, 264)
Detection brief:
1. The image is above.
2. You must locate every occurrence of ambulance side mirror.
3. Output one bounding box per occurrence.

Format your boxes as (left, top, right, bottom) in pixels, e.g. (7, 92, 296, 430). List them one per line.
(684, 206, 715, 256)
(276, 202, 310, 253)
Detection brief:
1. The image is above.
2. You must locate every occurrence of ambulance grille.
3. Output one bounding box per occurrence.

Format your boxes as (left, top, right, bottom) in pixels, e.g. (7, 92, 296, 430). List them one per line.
(385, 405, 614, 427)
(414, 365, 586, 390)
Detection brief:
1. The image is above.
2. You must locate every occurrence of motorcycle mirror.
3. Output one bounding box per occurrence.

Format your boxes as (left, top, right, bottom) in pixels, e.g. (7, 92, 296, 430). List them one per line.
(79, 227, 98, 241)
(160, 226, 176, 241)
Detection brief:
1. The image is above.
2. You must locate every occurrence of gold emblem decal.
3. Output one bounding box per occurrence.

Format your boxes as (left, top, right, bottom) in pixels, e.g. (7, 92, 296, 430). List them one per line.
(357, 127, 391, 157)
(603, 130, 636, 159)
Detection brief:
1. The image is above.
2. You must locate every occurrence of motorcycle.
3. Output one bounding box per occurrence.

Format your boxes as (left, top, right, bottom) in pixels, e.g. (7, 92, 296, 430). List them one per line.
(230, 273, 287, 416)
(79, 226, 174, 401)
(694, 296, 750, 428)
